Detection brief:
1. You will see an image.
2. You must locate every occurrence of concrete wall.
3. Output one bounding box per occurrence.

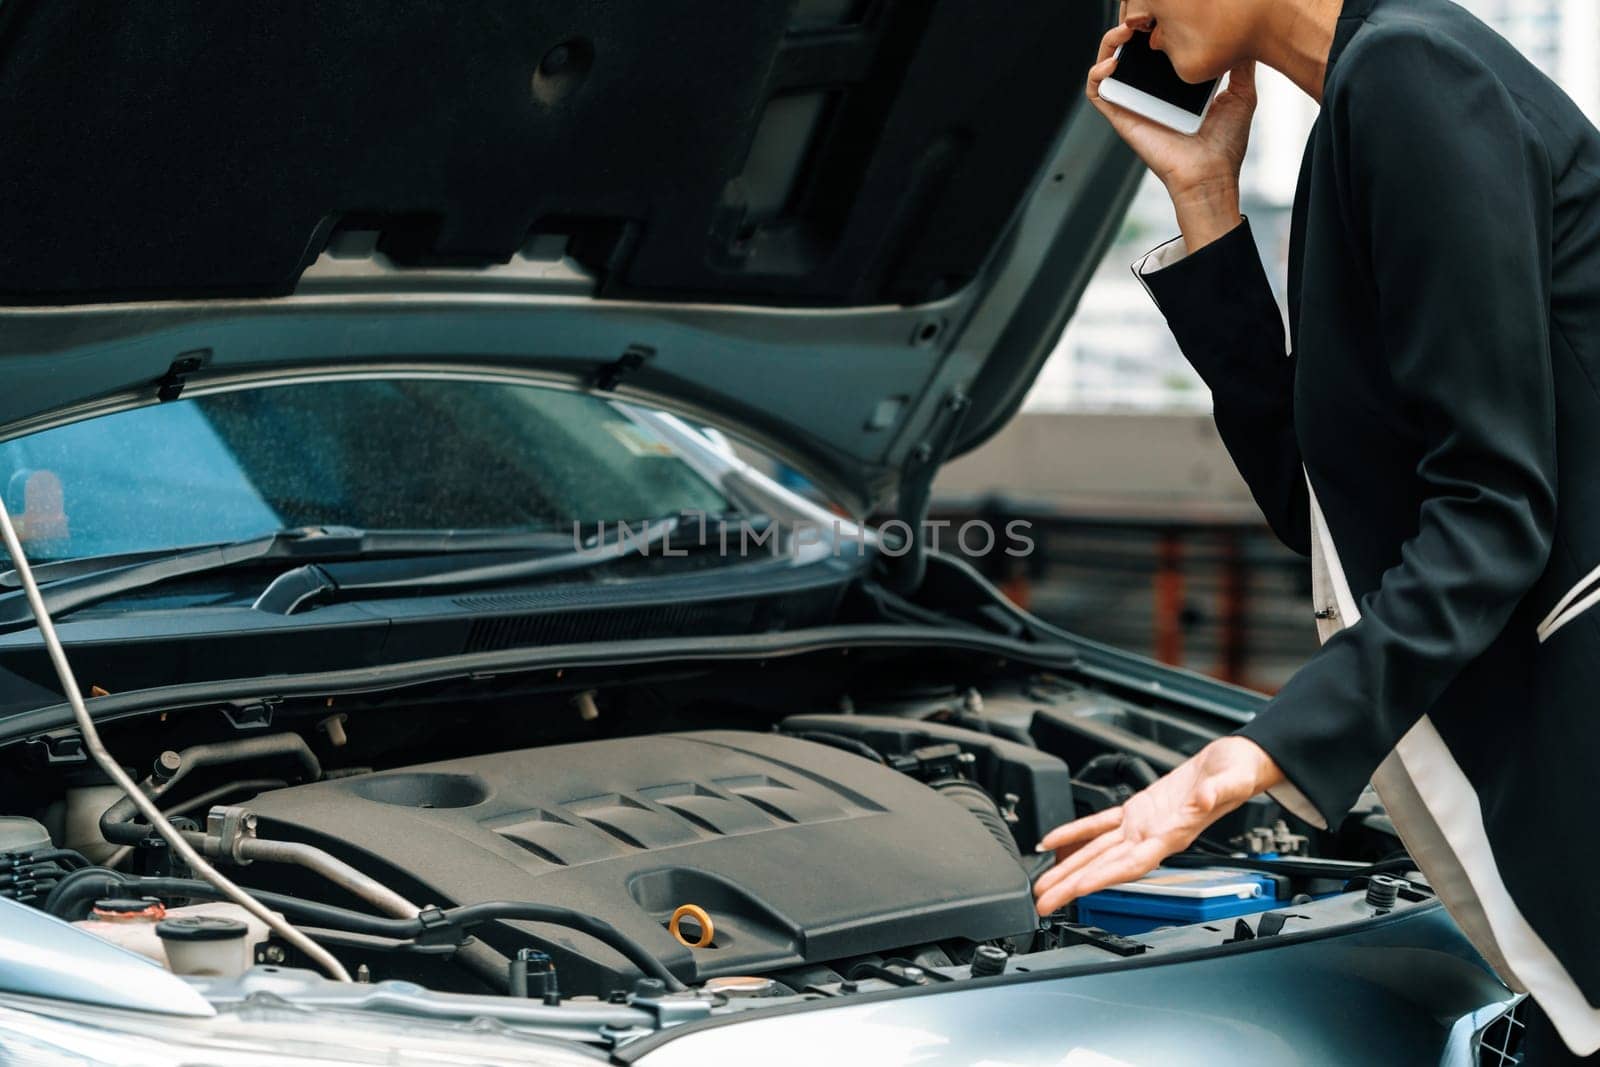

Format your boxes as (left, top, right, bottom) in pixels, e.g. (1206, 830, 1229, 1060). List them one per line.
(934, 411, 1261, 522)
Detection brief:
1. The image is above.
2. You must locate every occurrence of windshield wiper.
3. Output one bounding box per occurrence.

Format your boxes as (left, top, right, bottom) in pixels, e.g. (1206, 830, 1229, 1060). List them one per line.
(251, 515, 702, 614)
(0, 525, 577, 634)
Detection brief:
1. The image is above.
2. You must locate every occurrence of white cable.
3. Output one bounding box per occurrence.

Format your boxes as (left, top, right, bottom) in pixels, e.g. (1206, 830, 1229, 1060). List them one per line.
(0, 497, 351, 982)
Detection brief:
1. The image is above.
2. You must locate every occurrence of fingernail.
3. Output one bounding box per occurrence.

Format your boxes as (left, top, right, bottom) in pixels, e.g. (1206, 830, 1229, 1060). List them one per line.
(1033, 843, 1050, 853)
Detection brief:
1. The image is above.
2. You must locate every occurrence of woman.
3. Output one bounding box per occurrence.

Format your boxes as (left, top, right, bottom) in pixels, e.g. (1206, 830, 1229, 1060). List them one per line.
(1030, 0, 1600, 1058)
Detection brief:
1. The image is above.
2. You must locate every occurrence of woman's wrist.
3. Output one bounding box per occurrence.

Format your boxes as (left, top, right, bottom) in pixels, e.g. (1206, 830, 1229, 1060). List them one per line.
(1219, 736, 1285, 795)
(1196, 736, 1286, 813)
(1169, 182, 1243, 253)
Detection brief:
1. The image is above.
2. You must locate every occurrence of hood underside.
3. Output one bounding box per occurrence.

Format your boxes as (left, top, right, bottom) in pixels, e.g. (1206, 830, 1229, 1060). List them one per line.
(0, 1, 1138, 513)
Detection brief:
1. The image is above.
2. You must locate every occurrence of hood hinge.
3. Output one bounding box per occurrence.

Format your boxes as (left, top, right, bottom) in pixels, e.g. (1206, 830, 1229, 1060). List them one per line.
(593, 344, 655, 392)
(881, 389, 971, 594)
(155, 349, 211, 402)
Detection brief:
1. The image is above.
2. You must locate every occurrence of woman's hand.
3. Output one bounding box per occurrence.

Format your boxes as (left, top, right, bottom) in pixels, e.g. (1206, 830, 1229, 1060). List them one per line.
(1087, 17, 1258, 251)
(1031, 737, 1285, 916)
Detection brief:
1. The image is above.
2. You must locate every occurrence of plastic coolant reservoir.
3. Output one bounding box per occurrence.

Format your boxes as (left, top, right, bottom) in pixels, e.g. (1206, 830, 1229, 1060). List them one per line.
(74, 899, 277, 977)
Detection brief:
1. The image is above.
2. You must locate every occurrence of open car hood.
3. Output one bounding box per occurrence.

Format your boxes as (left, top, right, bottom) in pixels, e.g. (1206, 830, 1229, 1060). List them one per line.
(0, 1, 1139, 515)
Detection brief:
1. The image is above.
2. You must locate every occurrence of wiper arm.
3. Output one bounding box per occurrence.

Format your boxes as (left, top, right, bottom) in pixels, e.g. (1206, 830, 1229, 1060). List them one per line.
(253, 517, 685, 614)
(0, 526, 577, 633)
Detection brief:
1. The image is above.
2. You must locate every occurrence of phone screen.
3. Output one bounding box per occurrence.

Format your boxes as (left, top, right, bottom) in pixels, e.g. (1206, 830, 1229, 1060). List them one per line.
(1113, 31, 1218, 116)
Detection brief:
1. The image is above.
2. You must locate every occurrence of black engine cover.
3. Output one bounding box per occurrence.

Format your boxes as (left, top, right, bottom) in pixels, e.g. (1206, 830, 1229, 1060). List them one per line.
(247, 731, 1037, 985)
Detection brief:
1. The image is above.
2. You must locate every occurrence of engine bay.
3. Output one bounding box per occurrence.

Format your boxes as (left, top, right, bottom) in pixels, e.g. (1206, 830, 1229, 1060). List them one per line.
(0, 645, 1431, 1010)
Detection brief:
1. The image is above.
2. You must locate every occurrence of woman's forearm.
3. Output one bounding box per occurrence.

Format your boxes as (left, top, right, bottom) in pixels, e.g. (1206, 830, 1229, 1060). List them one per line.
(1172, 182, 1245, 253)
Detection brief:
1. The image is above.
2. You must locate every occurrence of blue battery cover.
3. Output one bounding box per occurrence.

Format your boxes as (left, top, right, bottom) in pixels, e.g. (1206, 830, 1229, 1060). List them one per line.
(1074, 867, 1283, 936)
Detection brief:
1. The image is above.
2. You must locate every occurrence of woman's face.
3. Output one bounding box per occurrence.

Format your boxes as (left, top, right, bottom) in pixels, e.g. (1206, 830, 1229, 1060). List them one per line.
(1122, 1, 1258, 83)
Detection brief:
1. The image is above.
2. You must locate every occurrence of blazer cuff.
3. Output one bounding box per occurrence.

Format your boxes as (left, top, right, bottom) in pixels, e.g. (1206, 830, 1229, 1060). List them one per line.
(1128, 218, 1285, 391)
(1264, 779, 1328, 832)
(1236, 709, 1360, 832)
(1132, 233, 1191, 279)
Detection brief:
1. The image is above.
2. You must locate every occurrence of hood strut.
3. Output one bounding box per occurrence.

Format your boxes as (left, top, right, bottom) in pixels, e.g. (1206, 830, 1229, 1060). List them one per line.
(881, 390, 971, 595)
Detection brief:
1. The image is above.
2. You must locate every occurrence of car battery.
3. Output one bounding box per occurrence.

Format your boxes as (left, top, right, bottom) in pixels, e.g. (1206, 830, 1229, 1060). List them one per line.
(1074, 867, 1283, 935)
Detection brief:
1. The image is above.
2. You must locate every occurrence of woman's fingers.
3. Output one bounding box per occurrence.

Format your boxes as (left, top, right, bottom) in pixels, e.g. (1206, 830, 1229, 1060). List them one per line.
(1035, 839, 1172, 915)
(1033, 844, 1130, 915)
(1225, 60, 1257, 103)
(1097, 21, 1133, 64)
(1032, 826, 1124, 900)
(1087, 23, 1134, 102)
(1086, 56, 1116, 102)
(1036, 805, 1124, 853)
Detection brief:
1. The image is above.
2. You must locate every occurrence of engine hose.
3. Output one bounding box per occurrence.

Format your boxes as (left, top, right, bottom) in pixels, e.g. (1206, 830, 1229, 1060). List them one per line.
(786, 731, 886, 764)
(42, 867, 127, 920)
(45, 870, 379, 928)
(435, 901, 687, 991)
(99, 733, 321, 843)
(931, 779, 1023, 865)
(47, 872, 687, 992)
(1077, 754, 1160, 790)
(0, 849, 89, 873)
(453, 938, 519, 993)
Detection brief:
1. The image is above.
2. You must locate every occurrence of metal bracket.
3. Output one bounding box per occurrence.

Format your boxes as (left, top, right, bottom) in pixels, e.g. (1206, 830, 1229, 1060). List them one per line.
(593, 344, 655, 392)
(206, 805, 259, 864)
(626, 986, 715, 1028)
(24, 733, 86, 765)
(413, 906, 458, 946)
(155, 349, 210, 402)
(221, 699, 279, 731)
(1038, 920, 1149, 957)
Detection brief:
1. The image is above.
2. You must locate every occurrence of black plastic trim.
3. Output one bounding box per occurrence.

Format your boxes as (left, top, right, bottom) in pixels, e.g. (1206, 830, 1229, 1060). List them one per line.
(0, 624, 1083, 744)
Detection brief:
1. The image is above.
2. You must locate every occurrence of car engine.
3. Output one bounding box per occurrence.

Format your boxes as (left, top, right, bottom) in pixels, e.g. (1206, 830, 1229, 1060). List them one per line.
(243, 731, 1040, 990)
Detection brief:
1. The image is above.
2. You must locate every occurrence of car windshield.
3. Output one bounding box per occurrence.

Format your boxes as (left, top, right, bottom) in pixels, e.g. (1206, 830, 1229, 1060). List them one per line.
(0, 379, 731, 561)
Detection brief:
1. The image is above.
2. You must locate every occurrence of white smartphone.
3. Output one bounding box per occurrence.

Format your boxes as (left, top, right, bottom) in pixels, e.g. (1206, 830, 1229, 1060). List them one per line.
(1099, 30, 1222, 135)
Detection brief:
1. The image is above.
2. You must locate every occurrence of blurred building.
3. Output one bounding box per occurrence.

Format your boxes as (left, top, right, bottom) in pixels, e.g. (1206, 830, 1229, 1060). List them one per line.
(1459, 0, 1600, 121)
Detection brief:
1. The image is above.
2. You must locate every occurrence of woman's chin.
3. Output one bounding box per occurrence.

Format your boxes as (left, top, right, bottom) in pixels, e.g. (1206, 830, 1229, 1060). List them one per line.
(1170, 53, 1225, 85)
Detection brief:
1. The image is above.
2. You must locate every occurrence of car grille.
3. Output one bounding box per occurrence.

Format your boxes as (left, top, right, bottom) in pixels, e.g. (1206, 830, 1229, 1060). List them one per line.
(1477, 996, 1528, 1067)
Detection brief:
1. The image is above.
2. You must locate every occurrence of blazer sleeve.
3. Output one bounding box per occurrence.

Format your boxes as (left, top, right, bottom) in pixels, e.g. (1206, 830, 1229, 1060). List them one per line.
(1137, 221, 1311, 556)
(1239, 29, 1558, 827)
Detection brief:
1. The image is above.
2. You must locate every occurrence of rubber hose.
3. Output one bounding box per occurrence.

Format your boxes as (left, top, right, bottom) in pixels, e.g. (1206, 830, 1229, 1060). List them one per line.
(787, 731, 886, 764)
(440, 902, 686, 990)
(931, 779, 1023, 865)
(0, 849, 88, 873)
(52, 872, 686, 992)
(453, 938, 516, 993)
(1077, 754, 1160, 789)
(42, 868, 125, 920)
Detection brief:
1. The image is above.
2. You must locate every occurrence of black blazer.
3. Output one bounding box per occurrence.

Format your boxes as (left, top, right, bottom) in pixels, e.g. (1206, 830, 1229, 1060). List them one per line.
(1140, 0, 1600, 1050)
